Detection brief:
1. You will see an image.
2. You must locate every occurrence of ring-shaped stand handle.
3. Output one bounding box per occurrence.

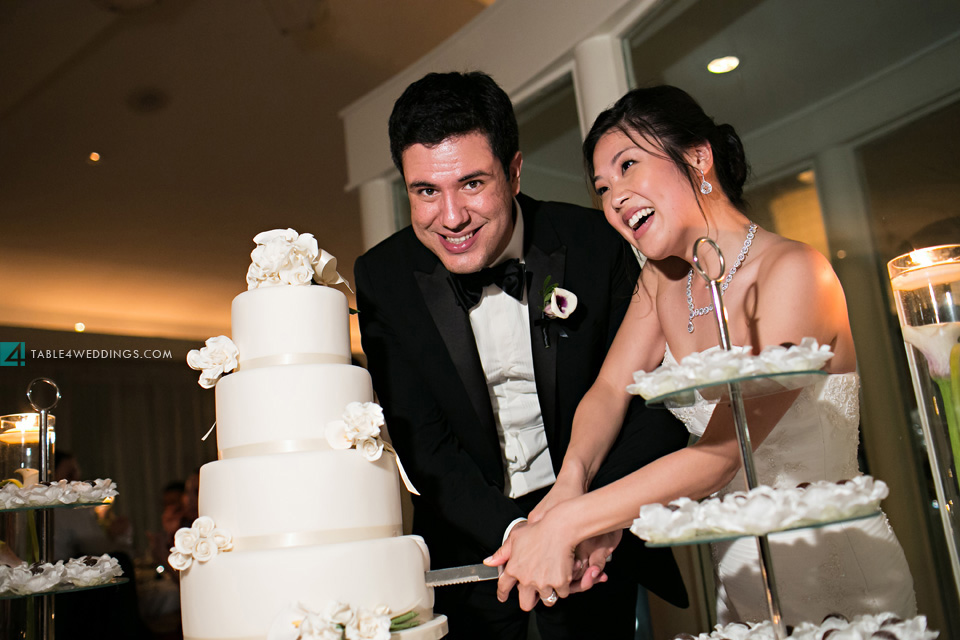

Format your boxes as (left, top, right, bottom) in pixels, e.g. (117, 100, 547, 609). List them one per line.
(692, 237, 725, 285)
(27, 377, 61, 412)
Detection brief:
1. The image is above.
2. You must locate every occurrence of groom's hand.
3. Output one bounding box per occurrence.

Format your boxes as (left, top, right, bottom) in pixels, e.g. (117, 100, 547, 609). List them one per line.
(567, 529, 622, 593)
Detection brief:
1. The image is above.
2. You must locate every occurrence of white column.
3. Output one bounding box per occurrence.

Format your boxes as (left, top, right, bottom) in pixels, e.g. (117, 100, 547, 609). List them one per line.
(358, 177, 399, 251)
(572, 34, 630, 139)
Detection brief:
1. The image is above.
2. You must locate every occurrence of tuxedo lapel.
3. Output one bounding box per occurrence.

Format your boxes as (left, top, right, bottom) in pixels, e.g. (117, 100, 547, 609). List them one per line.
(414, 263, 495, 435)
(522, 206, 566, 444)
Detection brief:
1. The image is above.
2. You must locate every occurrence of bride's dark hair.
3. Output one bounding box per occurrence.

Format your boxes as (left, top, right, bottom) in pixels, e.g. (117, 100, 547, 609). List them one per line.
(583, 85, 750, 210)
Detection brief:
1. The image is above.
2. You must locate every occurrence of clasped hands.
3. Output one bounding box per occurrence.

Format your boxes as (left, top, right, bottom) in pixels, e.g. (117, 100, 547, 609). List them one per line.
(484, 504, 622, 612)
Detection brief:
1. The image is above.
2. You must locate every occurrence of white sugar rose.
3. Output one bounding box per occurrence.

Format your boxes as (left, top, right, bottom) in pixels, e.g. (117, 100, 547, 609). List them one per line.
(187, 336, 239, 388)
(544, 287, 577, 320)
(168, 550, 192, 571)
(325, 419, 356, 450)
(192, 537, 219, 563)
(210, 528, 233, 552)
(358, 437, 384, 462)
(192, 516, 216, 537)
(173, 527, 199, 555)
(300, 612, 343, 640)
(343, 402, 384, 439)
(246, 228, 351, 291)
(324, 600, 354, 626)
(345, 608, 391, 640)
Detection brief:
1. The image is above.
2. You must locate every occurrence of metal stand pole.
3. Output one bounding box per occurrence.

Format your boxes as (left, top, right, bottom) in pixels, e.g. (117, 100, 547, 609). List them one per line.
(692, 238, 787, 640)
(28, 378, 60, 640)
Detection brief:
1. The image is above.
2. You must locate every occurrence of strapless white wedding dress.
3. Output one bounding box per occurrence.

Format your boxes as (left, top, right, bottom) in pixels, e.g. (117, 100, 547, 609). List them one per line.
(663, 345, 916, 627)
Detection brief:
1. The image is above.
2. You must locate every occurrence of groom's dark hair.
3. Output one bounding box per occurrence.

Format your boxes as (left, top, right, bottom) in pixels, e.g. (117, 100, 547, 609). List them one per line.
(389, 71, 519, 178)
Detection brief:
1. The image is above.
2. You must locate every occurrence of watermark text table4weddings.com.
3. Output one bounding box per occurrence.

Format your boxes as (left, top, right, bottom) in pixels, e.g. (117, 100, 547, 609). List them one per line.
(0, 342, 174, 367)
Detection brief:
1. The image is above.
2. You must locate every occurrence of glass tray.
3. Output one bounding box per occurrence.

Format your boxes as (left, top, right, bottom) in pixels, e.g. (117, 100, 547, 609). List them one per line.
(644, 510, 881, 547)
(0, 577, 129, 600)
(645, 370, 829, 408)
(0, 500, 112, 513)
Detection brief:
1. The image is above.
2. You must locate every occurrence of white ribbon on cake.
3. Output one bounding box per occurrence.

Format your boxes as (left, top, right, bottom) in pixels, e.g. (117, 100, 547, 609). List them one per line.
(326, 402, 420, 496)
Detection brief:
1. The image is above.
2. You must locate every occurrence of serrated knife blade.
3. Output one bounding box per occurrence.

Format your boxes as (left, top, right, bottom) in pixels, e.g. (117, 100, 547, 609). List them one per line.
(425, 563, 501, 587)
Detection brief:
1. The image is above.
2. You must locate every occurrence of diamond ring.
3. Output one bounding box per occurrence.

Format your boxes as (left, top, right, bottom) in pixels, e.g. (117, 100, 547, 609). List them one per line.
(544, 590, 558, 604)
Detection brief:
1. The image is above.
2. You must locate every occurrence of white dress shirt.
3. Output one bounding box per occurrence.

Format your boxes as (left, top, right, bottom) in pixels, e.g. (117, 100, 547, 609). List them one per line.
(467, 201, 556, 504)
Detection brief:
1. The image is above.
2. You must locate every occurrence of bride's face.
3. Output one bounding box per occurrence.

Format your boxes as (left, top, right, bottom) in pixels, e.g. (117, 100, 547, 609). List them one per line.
(591, 128, 700, 260)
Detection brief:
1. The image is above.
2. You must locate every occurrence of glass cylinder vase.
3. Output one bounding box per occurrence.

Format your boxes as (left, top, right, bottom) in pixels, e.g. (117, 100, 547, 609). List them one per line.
(888, 244, 960, 596)
(0, 413, 56, 484)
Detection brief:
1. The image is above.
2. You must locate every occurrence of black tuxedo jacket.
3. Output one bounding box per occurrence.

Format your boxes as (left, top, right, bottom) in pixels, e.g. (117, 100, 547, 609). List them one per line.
(355, 193, 688, 606)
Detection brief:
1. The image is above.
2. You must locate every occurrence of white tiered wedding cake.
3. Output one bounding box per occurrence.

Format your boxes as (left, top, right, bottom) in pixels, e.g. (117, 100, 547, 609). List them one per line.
(176, 229, 447, 640)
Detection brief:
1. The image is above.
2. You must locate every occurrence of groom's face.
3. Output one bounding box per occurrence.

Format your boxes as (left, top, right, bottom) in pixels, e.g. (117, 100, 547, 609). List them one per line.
(402, 131, 522, 275)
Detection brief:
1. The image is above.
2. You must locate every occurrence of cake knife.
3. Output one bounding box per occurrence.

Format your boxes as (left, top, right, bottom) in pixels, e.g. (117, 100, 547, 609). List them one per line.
(425, 563, 501, 587)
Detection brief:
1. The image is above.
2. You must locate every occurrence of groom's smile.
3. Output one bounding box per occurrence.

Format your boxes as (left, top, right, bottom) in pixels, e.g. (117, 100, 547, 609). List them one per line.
(402, 131, 522, 275)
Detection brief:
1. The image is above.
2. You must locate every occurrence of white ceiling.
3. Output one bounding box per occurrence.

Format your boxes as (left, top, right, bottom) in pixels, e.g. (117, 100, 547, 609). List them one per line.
(0, 0, 485, 341)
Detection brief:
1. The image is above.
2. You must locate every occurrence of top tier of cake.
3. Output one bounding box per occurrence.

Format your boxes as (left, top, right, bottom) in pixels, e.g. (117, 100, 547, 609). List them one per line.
(232, 285, 351, 367)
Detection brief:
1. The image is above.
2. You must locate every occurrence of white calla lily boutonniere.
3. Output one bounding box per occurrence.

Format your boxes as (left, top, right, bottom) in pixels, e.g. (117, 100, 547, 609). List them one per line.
(536, 276, 578, 347)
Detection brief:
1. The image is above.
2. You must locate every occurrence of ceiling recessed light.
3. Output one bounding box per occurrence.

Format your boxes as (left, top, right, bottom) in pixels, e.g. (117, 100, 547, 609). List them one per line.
(87, 152, 101, 164)
(707, 56, 740, 74)
(75, 322, 86, 332)
(797, 170, 816, 185)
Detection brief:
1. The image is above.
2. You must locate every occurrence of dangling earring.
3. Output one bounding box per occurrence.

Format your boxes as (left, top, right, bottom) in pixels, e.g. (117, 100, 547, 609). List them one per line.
(698, 168, 713, 195)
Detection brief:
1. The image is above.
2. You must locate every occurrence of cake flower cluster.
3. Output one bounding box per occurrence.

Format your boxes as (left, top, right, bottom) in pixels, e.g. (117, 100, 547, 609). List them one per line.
(673, 612, 938, 640)
(269, 601, 421, 640)
(0, 554, 123, 596)
(168, 516, 234, 571)
(630, 475, 888, 544)
(627, 337, 834, 400)
(0, 478, 118, 510)
(187, 335, 240, 389)
(246, 228, 351, 291)
(325, 402, 419, 495)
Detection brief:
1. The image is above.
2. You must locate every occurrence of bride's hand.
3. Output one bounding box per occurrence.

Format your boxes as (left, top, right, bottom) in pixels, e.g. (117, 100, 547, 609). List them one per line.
(485, 513, 578, 611)
(528, 475, 585, 524)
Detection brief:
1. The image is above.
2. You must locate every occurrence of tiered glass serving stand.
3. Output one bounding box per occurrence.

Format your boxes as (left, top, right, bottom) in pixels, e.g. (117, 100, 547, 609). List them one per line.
(642, 239, 878, 640)
(0, 379, 127, 640)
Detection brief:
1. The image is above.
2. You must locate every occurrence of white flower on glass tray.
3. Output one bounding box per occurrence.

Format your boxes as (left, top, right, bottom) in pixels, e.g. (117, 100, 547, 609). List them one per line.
(167, 516, 233, 571)
(626, 338, 834, 399)
(64, 554, 122, 587)
(630, 475, 888, 543)
(187, 335, 240, 388)
(4, 561, 65, 595)
(246, 228, 352, 292)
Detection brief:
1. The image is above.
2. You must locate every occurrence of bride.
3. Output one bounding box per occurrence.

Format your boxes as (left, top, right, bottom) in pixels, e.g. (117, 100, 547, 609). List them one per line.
(486, 85, 916, 626)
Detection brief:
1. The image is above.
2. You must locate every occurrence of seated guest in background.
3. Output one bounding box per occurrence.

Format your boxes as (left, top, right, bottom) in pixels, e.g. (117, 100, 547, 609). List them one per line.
(354, 71, 688, 639)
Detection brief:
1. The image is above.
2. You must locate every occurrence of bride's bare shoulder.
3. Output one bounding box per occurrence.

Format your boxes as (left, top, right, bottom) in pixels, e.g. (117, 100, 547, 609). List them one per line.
(756, 236, 840, 295)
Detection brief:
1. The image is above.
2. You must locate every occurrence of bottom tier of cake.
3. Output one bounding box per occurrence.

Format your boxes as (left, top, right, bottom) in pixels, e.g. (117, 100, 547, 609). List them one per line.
(180, 535, 438, 640)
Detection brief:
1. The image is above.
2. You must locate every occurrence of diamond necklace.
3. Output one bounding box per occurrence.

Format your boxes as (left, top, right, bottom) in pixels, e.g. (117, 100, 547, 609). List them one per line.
(686, 222, 758, 333)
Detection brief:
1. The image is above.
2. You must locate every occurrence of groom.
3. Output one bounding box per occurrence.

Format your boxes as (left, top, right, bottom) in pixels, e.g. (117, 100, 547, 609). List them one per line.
(354, 71, 688, 639)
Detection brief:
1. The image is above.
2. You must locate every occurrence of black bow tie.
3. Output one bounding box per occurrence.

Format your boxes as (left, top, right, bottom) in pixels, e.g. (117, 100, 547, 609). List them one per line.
(448, 258, 526, 310)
